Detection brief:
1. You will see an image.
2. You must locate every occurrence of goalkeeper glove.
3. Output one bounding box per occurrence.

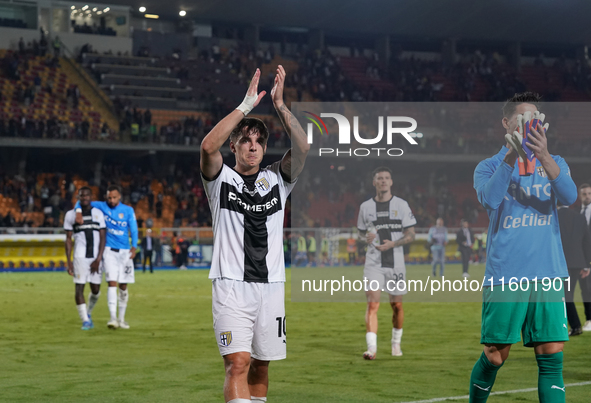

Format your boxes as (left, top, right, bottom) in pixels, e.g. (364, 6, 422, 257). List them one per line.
(507, 111, 549, 176)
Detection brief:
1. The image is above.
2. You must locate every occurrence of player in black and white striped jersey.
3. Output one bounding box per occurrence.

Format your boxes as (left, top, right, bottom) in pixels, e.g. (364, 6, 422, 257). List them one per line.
(201, 66, 309, 403)
(64, 187, 106, 330)
(357, 167, 416, 360)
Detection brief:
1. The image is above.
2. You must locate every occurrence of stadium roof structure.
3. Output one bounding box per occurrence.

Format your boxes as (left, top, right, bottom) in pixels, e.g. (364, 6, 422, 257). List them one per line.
(113, 0, 591, 45)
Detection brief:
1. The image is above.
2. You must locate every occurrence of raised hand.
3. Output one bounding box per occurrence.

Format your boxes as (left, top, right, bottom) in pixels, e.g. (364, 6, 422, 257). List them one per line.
(271, 65, 286, 108)
(237, 68, 266, 116)
(526, 121, 551, 161)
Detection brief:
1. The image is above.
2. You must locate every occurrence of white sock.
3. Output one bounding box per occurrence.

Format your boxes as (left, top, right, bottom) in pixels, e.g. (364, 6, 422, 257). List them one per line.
(366, 332, 377, 352)
(228, 399, 251, 403)
(107, 287, 117, 321)
(87, 291, 100, 314)
(76, 303, 89, 322)
(251, 397, 267, 402)
(118, 288, 129, 322)
(392, 328, 403, 344)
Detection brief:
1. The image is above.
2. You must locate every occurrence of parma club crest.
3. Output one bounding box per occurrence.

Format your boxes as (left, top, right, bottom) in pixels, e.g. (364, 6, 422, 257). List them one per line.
(537, 166, 547, 178)
(220, 331, 232, 346)
(255, 177, 270, 192)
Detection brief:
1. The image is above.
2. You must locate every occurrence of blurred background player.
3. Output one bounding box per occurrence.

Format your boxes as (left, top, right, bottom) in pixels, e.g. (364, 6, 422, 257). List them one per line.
(64, 187, 106, 330)
(428, 218, 448, 277)
(306, 232, 316, 266)
(200, 66, 309, 403)
(320, 236, 329, 266)
(347, 233, 357, 265)
(456, 219, 474, 278)
(470, 92, 577, 403)
(295, 232, 307, 266)
(141, 228, 158, 273)
(176, 236, 190, 270)
(75, 185, 138, 330)
(578, 183, 591, 331)
(357, 167, 416, 360)
(557, 201, 591, 336)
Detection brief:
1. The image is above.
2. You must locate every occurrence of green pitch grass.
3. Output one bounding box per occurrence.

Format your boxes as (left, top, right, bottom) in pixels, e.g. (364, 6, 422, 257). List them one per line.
(1, 266, 590, 402)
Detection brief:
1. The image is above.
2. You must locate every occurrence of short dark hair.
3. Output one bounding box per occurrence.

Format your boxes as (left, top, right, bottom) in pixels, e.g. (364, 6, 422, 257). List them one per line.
(502, 92, 542, 118)
(78, 186, 92, 194)
(579, 183, 591, 191)
(372, 166, 392, 179)
(230, 118, 269, 146)
(107, 185, 122, 194)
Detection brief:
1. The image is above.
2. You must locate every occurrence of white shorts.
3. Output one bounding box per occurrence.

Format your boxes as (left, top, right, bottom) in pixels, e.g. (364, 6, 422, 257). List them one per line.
(73, 257, 102, 285)
(364, 265, 408, 296)
(212, 278, 286, 361)
(103, 247, 135, 284)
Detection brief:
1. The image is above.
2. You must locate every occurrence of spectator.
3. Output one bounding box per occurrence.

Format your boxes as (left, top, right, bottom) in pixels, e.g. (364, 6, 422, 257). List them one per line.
(156, 195, 163, 218)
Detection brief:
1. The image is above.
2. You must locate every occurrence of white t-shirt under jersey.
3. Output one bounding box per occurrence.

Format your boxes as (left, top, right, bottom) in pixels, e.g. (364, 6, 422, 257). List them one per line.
(64, 207, 106, 259)
(357, 195, 416, 270)
(202, 161, 296, 283)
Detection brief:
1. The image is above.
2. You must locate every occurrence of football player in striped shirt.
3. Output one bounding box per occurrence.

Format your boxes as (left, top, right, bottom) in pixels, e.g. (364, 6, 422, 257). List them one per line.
(64, 187, 106, 330)
(200, 66, 309, 403)
(357, 167, 416, 359)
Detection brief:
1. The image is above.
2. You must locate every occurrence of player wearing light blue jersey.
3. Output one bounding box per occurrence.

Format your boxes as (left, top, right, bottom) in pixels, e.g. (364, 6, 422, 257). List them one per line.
(76, 185, 138, 330)
(469, 93, 577, 403)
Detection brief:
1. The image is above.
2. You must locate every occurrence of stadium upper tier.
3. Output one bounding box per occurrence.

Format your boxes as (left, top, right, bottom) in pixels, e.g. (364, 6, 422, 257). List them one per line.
(0, 49, 116, 138)
(1, 42, 591, 156)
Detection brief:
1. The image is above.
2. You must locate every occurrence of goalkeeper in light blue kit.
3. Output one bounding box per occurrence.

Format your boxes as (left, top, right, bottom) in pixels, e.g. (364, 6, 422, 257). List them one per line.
(75, 185, 138, 329)
(469, 92, 577, 403)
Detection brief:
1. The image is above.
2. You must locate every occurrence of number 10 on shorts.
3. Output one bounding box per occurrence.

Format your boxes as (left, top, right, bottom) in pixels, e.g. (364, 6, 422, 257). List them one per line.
(276, 316, 286, 337)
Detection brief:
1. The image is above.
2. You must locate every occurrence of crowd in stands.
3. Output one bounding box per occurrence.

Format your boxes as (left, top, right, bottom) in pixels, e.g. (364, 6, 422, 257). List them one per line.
(0, 116, 114, 140)
(4, 37, 591, 156)
(0, 39, 117, 141)
(0, 159, 482, 232)
(18, 35, 51, 57)
(112, 99, 288, 147)
(0, 163, 211, 229)
(0, 171, 73, 228)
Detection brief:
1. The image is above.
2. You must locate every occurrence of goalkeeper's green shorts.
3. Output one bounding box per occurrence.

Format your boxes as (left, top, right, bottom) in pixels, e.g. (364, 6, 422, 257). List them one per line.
(480, 281, 568, 347)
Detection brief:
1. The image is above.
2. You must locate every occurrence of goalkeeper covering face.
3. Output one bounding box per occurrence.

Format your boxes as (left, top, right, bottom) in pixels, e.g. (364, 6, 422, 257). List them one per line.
(469, 92, 577, 403)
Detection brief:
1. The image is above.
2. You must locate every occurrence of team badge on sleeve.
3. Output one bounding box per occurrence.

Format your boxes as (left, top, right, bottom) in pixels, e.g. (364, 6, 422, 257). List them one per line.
(119, 213, 125, 219)
(220, 331, 233, 346)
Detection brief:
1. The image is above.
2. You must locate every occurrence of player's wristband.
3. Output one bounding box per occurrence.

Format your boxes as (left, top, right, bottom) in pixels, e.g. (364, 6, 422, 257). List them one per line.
(236, 93, 258, 116)
(75, 208, 82, 213)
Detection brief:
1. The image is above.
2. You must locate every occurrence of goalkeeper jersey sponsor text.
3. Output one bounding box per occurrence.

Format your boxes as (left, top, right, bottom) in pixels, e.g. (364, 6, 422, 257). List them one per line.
(474, 146, 577, 285)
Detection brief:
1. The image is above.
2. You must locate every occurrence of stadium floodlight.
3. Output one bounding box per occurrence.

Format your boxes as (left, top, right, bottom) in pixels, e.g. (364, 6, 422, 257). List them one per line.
(70, 5, 75, 9)
(82, 5, 88, 10)
(145, 14, 159, 19)
(92, 7, 97, 11)
(139, 6, 146, 12)
(179, 10, 186, 16)
(103, 7, 110, 12)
